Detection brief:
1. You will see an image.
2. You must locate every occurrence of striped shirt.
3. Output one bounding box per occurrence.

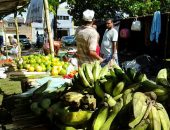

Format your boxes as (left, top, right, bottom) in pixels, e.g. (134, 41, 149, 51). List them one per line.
(75, 25, 98, 65)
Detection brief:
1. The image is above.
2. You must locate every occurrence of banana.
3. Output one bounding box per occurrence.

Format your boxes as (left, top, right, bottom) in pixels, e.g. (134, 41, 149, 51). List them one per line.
(78, 67, 91, 87)
(133, 92, 148, 118)
(151, 106, 161, 130)
(92, 106, 109, 130)
(61, 110, 93, 126)
(124, 92, 133, 106)
(134, 73, 148, 83)
(148, 110, 154, 130)
(104, 93, 116, 107)
(84, 63, 94, 86)
(141, 80, 164, 91)
(114, 68, 131, 84)
(112, 81, 125, 97)
(63, 92, 84, 103)
(114, 68, 124, 78)
(158, 109, 169, 130)
(100, 99, 123, 130)
(157, 94, 169, 102)
(130, 119, 149, 130)
(99, 64, 109, 79)
(156, 103, 170, 129)
(110, 68, 116, 77)
(94, 80, 105, 99)
(129, 104, 148, 128)
(153, 87, 168, 96)
(104, 78, 114, 95)
(113, 93, 123, 101)
(126, 68, 137, 81)
(127, 83, 141, 91)
(156, 68, 170, 87)
(93, 61, 102, 82)
(123, 88, 133, 105)
(112, 63, 122, 70)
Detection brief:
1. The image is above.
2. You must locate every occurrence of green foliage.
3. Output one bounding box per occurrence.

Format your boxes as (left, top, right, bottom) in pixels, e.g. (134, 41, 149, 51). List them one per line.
(48, 0, 67, 14)
(67, 0, 169, 25)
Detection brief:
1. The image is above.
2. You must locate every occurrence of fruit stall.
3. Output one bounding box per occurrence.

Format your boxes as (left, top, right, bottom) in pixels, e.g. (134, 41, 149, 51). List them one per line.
(1, 57, 170, 130)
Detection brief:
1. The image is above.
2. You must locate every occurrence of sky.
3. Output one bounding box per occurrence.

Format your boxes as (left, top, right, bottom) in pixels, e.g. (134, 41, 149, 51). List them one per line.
(4, 2, 67, 22)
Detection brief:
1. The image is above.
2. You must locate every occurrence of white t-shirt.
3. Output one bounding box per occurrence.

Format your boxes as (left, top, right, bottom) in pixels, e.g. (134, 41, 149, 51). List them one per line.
(101, 28, 118, 57)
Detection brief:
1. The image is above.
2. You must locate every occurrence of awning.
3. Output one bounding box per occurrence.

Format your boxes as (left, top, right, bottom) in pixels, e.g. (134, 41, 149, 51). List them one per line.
(0, 0, 29, 18)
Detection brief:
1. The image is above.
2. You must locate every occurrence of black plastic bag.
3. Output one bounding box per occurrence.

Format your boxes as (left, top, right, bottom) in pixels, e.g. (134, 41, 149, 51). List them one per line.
(121, 54, 162, 77)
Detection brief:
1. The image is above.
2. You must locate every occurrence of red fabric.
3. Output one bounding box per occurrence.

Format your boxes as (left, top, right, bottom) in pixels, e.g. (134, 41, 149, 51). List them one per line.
(96, 44, 100, 56)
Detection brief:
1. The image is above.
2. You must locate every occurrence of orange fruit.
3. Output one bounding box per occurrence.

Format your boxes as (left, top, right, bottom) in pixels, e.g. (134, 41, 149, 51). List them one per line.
(35, 65, 43, 72)
(51, 69, 58, 76)
(28, 66, 35, 72)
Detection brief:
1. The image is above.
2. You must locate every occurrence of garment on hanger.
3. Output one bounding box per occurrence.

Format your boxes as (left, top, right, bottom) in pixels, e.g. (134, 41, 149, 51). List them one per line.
(150, 11, 161, 43)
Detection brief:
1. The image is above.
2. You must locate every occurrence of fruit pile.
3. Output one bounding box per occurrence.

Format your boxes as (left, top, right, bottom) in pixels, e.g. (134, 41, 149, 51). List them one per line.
(0, 58, 13, 65)
(15, 54, 70, 76)
(30, 61, 170, 130)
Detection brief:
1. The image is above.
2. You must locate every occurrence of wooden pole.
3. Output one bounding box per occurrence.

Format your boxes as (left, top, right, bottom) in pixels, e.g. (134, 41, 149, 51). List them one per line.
(43, 0, 54, 57)
(2, 21, 8, 58)
(14, 13, 21, 59)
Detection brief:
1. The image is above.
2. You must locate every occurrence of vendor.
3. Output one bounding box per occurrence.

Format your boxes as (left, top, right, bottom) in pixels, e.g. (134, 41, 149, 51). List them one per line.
(43, 40, 61, 56)
(8, 36, 17, 46)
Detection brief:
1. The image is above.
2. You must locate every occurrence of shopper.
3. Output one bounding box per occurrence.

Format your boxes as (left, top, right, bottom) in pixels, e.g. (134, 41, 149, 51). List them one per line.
(75, 9, 103, 66)
(100, 18, 119, 66)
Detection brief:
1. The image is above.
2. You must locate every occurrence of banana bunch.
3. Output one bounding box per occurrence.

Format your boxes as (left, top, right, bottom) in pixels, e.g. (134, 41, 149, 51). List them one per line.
(146, 102, 170, 130)
(62, 92, 84, 108)
(92, 99, 123, 130)
(156, 68, 170, 87)
(78, 61, 109, 88)
(61, 110, 93, 126)
(141, 79, 169, 102)
(128, 91, 170, 130)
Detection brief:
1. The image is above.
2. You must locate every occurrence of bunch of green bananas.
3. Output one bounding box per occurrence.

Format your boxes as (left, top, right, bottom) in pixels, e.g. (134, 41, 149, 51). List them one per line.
(128, 92, 170, 130)
(78, 61, 109, 88)
(92, 98, 124, 130)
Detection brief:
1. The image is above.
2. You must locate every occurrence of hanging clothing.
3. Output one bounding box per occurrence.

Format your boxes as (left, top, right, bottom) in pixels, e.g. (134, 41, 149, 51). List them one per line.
(150, 11, 161, 43)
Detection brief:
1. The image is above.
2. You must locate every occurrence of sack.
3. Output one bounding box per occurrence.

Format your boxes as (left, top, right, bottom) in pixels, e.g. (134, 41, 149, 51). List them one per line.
(131, 18, 141, 31)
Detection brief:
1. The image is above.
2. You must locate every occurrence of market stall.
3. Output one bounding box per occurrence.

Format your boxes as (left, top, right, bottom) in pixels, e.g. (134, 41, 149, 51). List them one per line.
(1, 60, 170, 130)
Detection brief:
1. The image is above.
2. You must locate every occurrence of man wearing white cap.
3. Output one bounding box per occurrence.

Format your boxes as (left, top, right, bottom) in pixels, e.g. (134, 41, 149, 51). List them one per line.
(75, 9, 103, 66)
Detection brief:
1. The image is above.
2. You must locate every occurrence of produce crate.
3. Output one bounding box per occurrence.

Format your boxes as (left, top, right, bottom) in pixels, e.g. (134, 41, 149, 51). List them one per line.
(2, 96, 49, 130)
(7, 71, 50, 78)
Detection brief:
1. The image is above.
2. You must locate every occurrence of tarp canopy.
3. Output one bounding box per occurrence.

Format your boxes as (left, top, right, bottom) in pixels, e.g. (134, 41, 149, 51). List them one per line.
(0, 0, 29, 18)
(26, 0, 44, 23)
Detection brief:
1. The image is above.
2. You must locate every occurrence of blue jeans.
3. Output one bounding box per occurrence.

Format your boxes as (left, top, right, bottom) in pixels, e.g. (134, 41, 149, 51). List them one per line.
(100, 55, 119, 67)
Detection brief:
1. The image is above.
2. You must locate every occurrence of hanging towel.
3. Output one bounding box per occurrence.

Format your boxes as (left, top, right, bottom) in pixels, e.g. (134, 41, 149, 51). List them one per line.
(150, 11, 161, 43)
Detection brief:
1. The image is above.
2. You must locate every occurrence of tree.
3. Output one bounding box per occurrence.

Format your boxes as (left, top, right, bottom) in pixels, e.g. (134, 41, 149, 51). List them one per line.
(48, 0, 69, 39)
(67, 0, 169, 25)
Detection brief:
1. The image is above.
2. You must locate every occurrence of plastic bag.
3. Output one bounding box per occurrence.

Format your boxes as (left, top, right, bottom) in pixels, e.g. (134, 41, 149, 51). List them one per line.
(121, 60, 141, 72)
(121, 55, 161, 77)
(131, 18, 141, 31)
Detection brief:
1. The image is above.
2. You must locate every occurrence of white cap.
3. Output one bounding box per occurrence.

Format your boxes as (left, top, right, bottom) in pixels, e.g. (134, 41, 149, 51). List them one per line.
(83, 9, 95, 22)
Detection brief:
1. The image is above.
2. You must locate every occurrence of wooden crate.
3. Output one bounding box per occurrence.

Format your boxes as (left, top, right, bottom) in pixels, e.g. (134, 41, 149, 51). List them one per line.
(2, 95, 49, 130)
